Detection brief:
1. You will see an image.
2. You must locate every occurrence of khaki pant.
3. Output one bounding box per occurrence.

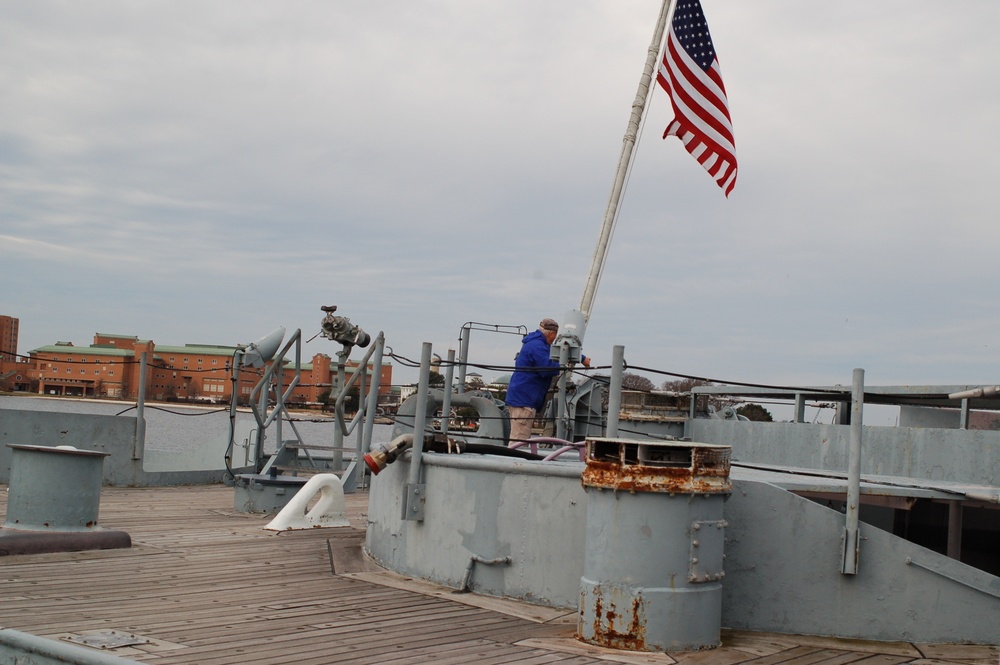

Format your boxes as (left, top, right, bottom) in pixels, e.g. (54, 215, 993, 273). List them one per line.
(507, 406, 536, 444)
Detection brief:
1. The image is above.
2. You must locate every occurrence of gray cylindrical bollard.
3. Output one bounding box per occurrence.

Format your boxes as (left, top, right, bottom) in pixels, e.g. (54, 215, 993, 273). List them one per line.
(4, 444, 110, 531)
(578, 438, 731, 652)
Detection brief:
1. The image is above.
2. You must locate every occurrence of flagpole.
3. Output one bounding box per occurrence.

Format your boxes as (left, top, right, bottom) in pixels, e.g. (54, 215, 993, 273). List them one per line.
(579, 0, 674, 321)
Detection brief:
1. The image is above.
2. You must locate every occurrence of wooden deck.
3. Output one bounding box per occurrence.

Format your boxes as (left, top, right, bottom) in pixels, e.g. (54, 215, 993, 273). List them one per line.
(0, 484, 996, 665)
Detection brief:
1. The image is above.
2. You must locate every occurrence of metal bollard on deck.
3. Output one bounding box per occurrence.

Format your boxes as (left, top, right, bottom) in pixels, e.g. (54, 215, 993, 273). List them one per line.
(578, 438, 732, 652)
(1, 444, 130, 555)
(5, 444, 109, 531)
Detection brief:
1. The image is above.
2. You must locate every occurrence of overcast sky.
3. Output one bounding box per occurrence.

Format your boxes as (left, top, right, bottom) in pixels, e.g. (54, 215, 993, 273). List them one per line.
(3, 1, 999, 398)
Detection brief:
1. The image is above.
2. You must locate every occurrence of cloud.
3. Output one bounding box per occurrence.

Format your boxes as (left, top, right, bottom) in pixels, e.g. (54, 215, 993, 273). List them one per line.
(2, 0, 999, 396)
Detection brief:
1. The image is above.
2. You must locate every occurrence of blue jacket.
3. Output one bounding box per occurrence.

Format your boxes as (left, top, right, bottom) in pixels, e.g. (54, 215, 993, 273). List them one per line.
(505, 330, 561, 411)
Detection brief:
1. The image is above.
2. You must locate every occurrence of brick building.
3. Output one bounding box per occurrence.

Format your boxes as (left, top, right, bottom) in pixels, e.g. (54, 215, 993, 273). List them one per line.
(0, 315, 18, 362)
(16, 331, 392, 405)
(0, 315, 31, 391)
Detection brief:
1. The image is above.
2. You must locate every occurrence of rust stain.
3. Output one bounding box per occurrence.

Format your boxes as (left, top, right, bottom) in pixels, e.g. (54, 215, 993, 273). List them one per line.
(587, 594, 647, 651)
(582, 459, 731, 493)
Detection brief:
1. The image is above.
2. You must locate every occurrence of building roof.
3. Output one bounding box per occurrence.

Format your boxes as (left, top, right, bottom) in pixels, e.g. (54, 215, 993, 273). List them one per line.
(153, 345, 239, 356)
(31, 343, 239, 357)
(29, 345, 133, 357)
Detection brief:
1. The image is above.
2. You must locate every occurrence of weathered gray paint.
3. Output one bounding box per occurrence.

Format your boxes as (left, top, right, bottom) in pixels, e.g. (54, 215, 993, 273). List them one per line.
(366, 453, 589, 608)
(0, 628, 142, 665)
(0, 409, 245, 486)
(689, 419, 1000, 485)
(579, 489, 727, 651)
(722, 479, 999, 643)
(4, 445, 107, 530)
(365, 451, 1000, 644)
(899, 405, 963, 429)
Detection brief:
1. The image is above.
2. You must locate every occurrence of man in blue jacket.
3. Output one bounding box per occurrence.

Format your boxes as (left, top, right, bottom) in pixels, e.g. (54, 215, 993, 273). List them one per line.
(505, 318, 590, 444)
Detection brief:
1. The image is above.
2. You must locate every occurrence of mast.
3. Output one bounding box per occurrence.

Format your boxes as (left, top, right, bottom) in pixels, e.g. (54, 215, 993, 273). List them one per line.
(578, 0, 674, 321)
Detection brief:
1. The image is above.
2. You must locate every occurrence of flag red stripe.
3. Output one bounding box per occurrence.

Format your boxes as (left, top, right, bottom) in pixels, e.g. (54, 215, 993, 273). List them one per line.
(662, 37, 735, 155)
(655, 0, 737, 197)
(664, 36, 733, 140)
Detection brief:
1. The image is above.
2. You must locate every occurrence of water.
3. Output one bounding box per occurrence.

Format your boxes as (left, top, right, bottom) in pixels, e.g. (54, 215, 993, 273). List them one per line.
(0, 395, 395, 453)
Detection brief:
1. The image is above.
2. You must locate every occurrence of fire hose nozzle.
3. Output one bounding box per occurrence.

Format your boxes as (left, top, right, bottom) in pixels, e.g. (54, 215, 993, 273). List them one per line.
(363, 434, 414, 475)
(363, 450, 389, 475)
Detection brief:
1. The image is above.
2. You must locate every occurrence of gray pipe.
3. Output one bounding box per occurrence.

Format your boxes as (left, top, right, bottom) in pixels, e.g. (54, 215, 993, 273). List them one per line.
(457, 326, 470, 394)
(419, 451, 583, 479)
(842, 367, 864, 575)
(406, 342, 433, 488)
(459, 554, 512, 592)
(134, 351, 147, 460)
(607, 345, 624, 438)
(555, 344, 570, 440)
(440, 349, 456, 439)
(361, 333, 385, 457)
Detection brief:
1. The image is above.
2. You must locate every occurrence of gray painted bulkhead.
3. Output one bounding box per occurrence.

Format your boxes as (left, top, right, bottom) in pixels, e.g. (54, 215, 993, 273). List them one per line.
(723, 479, 999, 642)
(0, 408, 247, 486)
(366, 454, 588, 608)
(687, 419, 1000, 486)
(365, 450, 999, 644)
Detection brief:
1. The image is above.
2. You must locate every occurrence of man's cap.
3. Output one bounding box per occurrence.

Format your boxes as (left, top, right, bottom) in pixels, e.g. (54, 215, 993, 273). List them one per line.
(539, 318, 559, 332)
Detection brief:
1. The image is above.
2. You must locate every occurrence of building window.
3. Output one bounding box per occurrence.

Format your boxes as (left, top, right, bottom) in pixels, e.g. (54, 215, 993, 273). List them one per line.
(66, 369, 71, 374)
(109, 371, 115, 376)
(212, 359, 218, 365)
(80, 369, 85, 375)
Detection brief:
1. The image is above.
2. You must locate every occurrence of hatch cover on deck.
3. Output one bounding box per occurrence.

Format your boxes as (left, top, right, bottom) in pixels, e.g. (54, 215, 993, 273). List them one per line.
(62, 629, 152, 650)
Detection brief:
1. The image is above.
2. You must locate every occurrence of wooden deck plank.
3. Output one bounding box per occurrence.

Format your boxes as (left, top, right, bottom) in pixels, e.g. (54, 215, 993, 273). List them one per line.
(516, 637, 679, 664)
(140, 600, 557, 665)
(914, 645, 999, 663)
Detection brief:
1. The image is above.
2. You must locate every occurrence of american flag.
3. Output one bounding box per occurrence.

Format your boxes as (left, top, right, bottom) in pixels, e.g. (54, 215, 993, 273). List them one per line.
(656, 0, 737, 197)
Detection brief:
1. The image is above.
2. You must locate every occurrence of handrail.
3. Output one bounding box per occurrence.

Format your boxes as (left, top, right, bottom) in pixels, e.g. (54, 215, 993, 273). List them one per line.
(248, 329, 302, 430)
(334, 333, 384, 437)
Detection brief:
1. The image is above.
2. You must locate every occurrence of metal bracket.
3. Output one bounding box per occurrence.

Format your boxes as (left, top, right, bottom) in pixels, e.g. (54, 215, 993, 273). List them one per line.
(841, 525, 861, 575)
(403, 483, 426, 522)
(688, 518, 727, 583)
